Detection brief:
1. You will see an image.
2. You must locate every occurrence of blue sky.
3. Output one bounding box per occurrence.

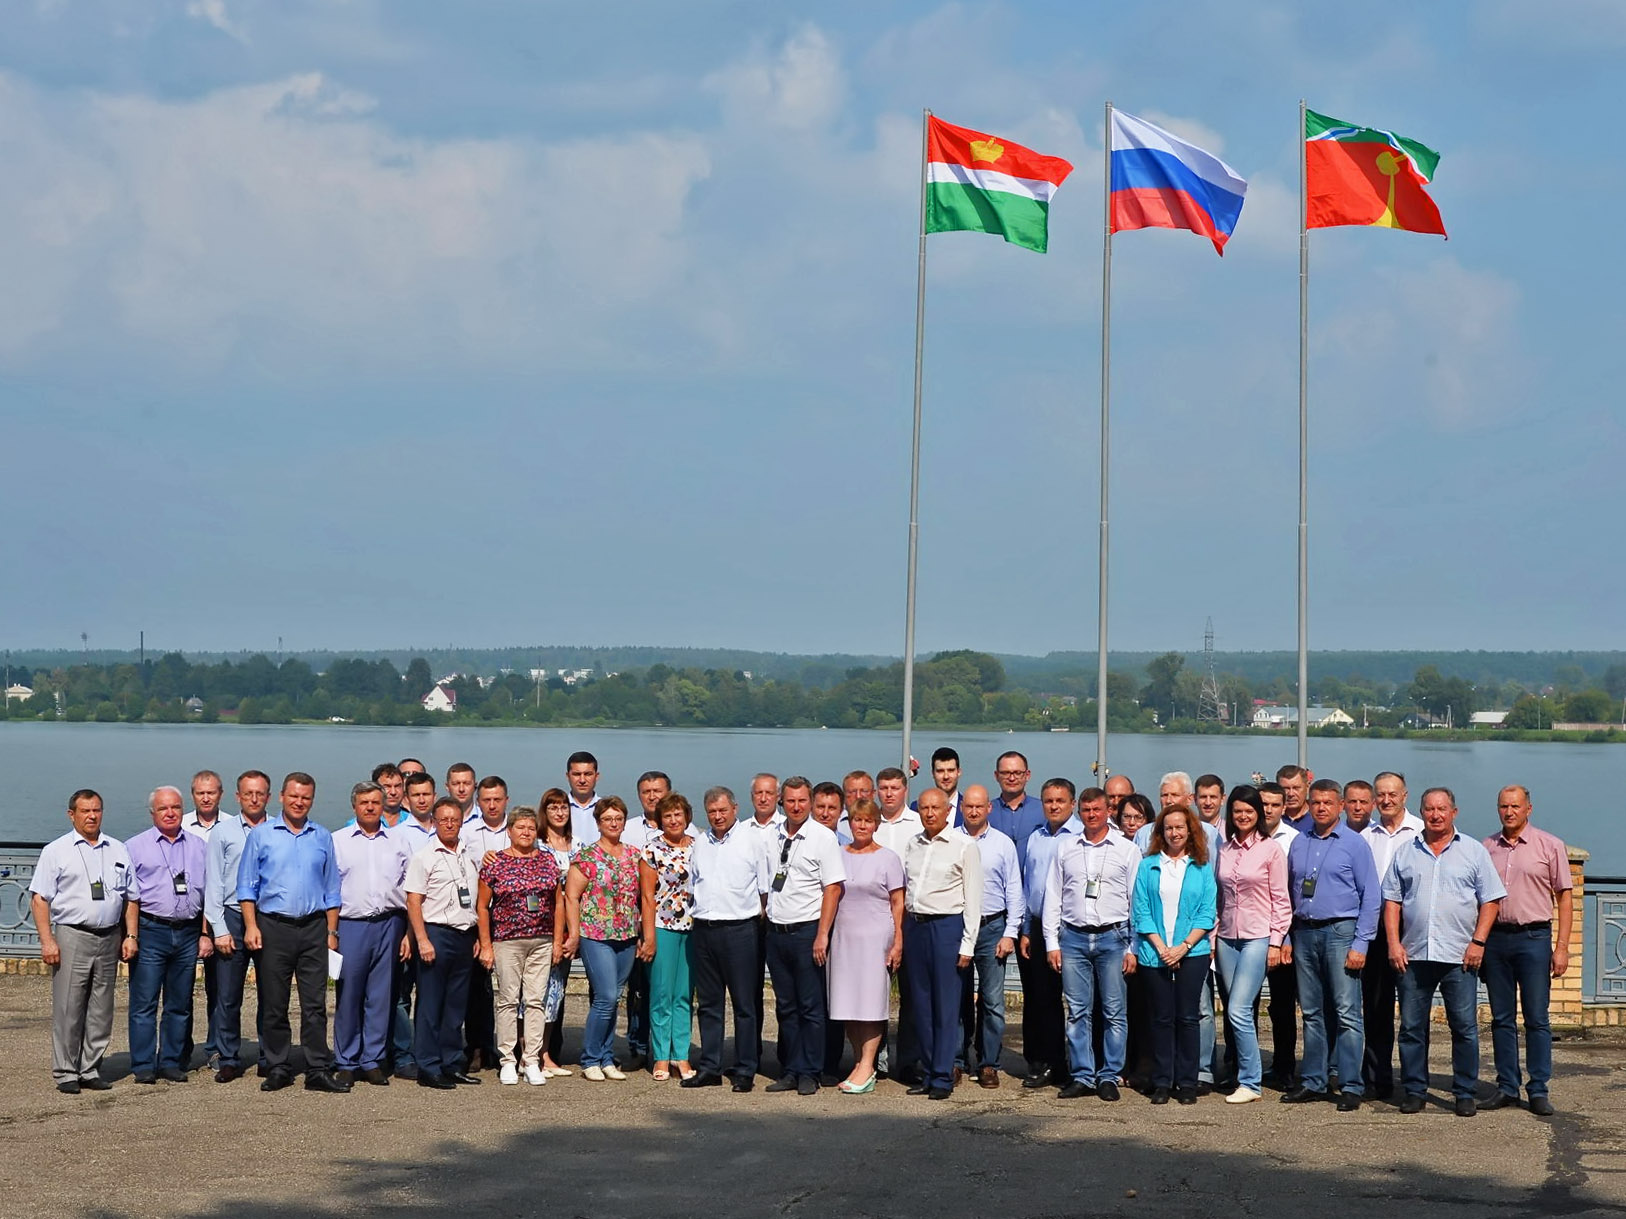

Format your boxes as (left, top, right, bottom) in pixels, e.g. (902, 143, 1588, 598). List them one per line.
(3, 1, 1622, 657)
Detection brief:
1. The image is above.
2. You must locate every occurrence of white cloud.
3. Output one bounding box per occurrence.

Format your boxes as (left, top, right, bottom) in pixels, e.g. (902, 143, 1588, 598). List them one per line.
(702, 24, 845, 133)
(0, 69, 711, 373)
(1140, 110, 1229, 158)
(186, 0, 245, 42)
(1315, 256, 1529, 433)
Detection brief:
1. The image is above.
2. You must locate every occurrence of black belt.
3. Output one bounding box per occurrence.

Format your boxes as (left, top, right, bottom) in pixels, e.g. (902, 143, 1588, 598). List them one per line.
(1065, 920, 1126, 935)
(61, 922, 121, 935)
(980, 909, 1008, 927)
(342, 910, 404, 923)
(769, 920, 817, 934)
(260, 910, 324, 926)
(426, 922, 475, 933)
(1293, 916, 1353, 930)
(694, 916, 759, 928)
(139, 912, 203, 930)
(908, 911, 955, 923)
(1491, 920, 1551, 933)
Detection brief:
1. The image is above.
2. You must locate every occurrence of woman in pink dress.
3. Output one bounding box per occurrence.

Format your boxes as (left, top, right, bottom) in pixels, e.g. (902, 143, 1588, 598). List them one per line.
(826, 800, 904, 1094)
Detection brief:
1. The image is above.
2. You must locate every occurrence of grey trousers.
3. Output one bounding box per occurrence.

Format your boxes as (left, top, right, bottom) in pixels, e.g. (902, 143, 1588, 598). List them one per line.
(52, 923, 122, 1083)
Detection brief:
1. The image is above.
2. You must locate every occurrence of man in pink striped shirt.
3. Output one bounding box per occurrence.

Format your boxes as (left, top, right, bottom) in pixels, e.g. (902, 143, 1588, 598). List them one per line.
(1480, 786, 1572, 1117)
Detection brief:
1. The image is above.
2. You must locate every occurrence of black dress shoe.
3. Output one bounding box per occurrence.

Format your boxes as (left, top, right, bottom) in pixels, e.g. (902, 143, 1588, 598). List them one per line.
(797, 1076, 820, 1096)
(1175, 1088, 1198, 1106)
(214, 1065, 244, 1083)
(731, 1076, 755, 1093)
(926, 1086, 952, 1100)
(1262, 1073, 1296, 1092)
(56, 1080, 81, 1095)
(1530, 1096, 1555, 1117)
(681, 1072, 723, 1088)
(1397, 1093, 1425, 1114)
(333, 1069, 355, 1087)
(305, 1070, 351, 1093)
(1479, 1090, 1516, 1111)
(1150, 1087, 1171, 1105)
(1195, 1082, 1213, 1096)
(447, 1072, 482, 1086)
(1454, 1096, 1477, 1117)
(764, 1076, 799, 1093)
(1057, 1081, 1093, 1099)
(1021, 1069, 1052, 1090)
(80, 1076, 112, 1091)
(1337, 1092, 1361, 1112)
(1280, 1087, 1326, 1104)
(1097, 1080, 1121, 1102)
(417, 1074, 457, 1090)
(819, 1072, 842, 1088)
(622, 1052, 646, 1072)
(360, 1067, 390, 1086)
(134, 1073, 158, 1085)
(158, 1067, 190, 1083)
(394, 1064, 420, 1081)
(906, 1082, 930, 1096)
(260, 1069, 294, 1092)
(256, 1064, 272, 1079)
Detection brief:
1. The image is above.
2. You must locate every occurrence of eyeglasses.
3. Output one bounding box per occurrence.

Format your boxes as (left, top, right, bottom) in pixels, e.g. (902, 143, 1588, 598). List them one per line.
(995, 769, 1029, 779)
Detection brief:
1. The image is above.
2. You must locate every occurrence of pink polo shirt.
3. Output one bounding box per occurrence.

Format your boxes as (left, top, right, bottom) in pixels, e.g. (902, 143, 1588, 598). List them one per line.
(1216, 833, 1292, 945)
(1483, 823, 1571, 925)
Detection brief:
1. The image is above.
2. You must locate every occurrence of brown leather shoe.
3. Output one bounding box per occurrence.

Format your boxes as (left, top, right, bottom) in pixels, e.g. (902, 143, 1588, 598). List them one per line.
(978, 1066, 999, 1089)
(952, 1066, 964, 1087)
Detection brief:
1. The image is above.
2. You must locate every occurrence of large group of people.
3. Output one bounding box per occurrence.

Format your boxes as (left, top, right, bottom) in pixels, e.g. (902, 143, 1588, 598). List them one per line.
(28, 747, 1572, 1117)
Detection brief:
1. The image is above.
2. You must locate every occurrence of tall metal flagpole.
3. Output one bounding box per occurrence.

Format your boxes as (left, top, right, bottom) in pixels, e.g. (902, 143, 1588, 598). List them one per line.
(1296, 98, 1310, 767)
(1097, 101, 1113, 779)
(900, 108, 931, 776)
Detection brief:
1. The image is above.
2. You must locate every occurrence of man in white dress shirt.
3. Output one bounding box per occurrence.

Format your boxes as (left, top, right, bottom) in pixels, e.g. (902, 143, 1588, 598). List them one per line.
(957, 785, 1023, 1088)
(1044, 790, 1140, 1101)
(763, 777, 845, 1096)
(1361, 770, 1422, 1098)
(902, 788, 983, 1100)
(31, 789, 132, 1093)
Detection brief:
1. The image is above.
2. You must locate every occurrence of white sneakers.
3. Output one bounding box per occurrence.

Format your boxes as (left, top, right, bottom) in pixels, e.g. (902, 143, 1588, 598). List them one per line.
(582, 1065, 607, 1081)
(1225, 1086, 1262, 1104)
(601, 1065, 628, 1081)
(524, 1064, 547, 1086)
(499, 1064, 519, 1086)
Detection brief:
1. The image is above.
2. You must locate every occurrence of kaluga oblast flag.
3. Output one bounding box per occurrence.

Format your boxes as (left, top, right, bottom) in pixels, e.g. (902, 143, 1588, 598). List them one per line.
(926, 116, 1075, 253)
(1109, 110, 1248, 255)
(1305, 109, 1445, 236)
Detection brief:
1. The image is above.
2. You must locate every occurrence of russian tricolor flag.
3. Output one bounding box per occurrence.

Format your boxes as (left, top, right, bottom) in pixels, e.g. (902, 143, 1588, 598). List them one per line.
(1110, 111, 1247, 255)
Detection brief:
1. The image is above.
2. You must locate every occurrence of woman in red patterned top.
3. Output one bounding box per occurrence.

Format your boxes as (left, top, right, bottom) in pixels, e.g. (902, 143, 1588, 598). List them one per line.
(477, 807, 566, 1086)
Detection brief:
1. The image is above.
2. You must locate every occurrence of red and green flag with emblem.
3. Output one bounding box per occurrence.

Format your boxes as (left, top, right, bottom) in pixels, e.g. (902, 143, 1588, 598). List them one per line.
(1305, 109, 1445, 236)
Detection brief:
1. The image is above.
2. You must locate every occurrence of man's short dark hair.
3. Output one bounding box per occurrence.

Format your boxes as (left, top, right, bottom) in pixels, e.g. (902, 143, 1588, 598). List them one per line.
(931, 747, 960, 767)
(372, 762, 403, 784)
(404, 773, 436, 793)
(68, 788, 101, 812)
(567, 751, 599, 769)
(637, 771, 672, 788)
(1195, 773, 1224, 793)
(477, 774, 507, 793)
(811, 781, 843, 802)
(875, 767, 907, 784)
(446, 761, 475, 780)
(1309, 778, 1342, 798)
(1041, 777, 1076, 800)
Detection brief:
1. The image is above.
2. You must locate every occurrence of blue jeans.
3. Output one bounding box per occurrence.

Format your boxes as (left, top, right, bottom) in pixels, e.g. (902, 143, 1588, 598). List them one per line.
(1399, 960, 1481, 1100)
(128, 918, 201, 1076)
(1216, 936, 1271, 1092)
(1482, 926, 1553, 1098)
(958, 915, 1008, 1070)
(1058, 923, 1130, 1087)
(579, 936, 636, 1068)
(1293, 919, 1364, 1095)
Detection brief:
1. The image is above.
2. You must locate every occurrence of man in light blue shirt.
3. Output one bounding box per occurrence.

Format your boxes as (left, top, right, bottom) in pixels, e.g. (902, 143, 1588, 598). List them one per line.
(204, 769, 274, 1082)
(238, 772, 345, 1093)
(1017, 779, 1078, 1090)
(1383, 786, 1505, 1117)
(956, 785, 1024, 1088)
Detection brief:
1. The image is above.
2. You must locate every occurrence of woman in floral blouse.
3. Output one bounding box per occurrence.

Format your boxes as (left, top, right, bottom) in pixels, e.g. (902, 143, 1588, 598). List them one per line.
(638, 792, 696, 1082)
(564, 796, 640, 1081)
(476, 807, 566, 1086)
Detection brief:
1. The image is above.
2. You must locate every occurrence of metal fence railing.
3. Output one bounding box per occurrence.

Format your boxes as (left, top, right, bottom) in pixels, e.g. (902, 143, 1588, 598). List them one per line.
(0, 844, 41, 958)
(1583, 877, 1626, 1005)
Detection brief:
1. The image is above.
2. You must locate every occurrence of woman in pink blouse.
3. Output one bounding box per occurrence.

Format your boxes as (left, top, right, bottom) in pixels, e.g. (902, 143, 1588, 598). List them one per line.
(1214, 785, 1291, 1104)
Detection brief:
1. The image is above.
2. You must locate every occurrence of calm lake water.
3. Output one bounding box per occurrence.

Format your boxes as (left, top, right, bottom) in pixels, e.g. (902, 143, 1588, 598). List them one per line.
(0, 724, 1619, 873)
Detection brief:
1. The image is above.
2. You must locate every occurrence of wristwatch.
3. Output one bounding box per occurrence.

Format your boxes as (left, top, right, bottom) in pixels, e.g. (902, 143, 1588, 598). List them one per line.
(1471, 937, 1487, 947)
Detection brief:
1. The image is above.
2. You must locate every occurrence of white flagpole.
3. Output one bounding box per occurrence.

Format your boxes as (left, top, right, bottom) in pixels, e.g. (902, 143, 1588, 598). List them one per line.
(900, 108, 930, 777)
(1097, 101, 1113, 780)
(1297, 98, 1310, 767)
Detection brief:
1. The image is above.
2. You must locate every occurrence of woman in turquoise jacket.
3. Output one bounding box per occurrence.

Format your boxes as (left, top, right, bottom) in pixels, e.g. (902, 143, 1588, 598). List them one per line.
(1132, 804, 1217, 1106)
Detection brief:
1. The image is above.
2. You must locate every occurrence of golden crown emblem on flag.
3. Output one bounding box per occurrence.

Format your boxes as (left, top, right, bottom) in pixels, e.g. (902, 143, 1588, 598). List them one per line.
(968, 138, 1004, 163)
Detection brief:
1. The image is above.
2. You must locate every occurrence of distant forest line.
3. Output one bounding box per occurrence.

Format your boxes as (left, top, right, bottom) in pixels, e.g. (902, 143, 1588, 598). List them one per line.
(3, 645, 1623, 738)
